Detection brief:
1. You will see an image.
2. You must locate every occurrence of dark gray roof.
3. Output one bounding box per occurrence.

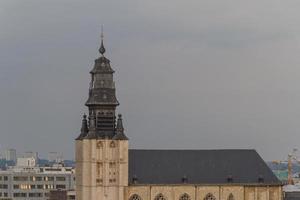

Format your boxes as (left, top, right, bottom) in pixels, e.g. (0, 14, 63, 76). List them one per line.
(284, 192, 300, 200)
(129, 149, 281, 185)
(85, 88, 119, 106)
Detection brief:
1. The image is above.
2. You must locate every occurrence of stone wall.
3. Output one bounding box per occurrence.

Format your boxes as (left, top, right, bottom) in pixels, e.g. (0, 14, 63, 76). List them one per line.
(125, 185, 282, 200)
(75, 139, 128, 200)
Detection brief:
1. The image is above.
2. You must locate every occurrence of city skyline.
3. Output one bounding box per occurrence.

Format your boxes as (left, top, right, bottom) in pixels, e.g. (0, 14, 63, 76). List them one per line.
(1, 0, 300, 160)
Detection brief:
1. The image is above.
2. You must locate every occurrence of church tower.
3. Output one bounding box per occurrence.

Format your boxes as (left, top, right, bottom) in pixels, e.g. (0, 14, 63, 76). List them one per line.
(75, 31, 128, 200)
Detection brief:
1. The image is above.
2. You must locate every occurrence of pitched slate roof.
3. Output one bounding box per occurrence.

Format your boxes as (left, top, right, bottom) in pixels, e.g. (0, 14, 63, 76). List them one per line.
(128, 149, 281, 185)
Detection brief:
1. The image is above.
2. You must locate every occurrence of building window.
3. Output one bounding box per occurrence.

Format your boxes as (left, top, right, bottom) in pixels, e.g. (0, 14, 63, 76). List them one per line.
(29, 193, 43, 197)
(179, 193, 191, 200)
(96, 178, 103, 185)
(228, 193, 234, 200)
(13, 176, 28, 181)
(97, 141, 103, 149)
(13, 193, 27, 197)
(37, 185, 43, 189)
(155, 193, 166, 200)
(44, 184, 54, 189)
(97, 162, 102, 177)
(110, 141, 116, 148)
(56, 177, 66, 181)
(56, 184, 66, 189)
(0, 184, 8, 189)
(4, 176, 8, 181)
(129, 194, 142, 200)
(204, 193, 216, 200)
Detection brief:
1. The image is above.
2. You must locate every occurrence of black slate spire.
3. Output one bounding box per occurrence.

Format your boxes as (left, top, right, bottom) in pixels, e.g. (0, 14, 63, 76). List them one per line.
(85, 30, 119, 139)
(113, 114, 128, 140)
(76, 31, 126, 140)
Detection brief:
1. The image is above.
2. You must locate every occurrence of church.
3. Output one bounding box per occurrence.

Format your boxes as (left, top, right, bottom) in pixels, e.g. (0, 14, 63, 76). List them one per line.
(75, 34, 282, 200)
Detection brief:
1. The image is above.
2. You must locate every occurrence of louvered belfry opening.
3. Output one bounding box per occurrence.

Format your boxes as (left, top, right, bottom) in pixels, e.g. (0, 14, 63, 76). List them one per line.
(96, 111, 116, 131)
(97, 113, 115, 129)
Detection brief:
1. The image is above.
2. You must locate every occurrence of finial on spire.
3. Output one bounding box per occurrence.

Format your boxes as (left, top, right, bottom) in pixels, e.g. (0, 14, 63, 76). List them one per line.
(99, 25, 106, 55)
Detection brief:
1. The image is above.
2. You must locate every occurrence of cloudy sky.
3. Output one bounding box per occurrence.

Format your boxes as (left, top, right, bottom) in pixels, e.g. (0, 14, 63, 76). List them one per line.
(1, 0, 300, 161)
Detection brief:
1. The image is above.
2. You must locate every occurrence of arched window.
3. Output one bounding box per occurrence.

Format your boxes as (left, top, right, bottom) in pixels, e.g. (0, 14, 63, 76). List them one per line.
(110, 141, 116, 148)
(109, 141, 116, 159)
(155, 193, 166, 200)
(129, 194, 142, 200)
(204, 193, 216, 200)
(179, 193, 191, 200)
(96, 141, 103, 149)
(228, 193, 234, 200)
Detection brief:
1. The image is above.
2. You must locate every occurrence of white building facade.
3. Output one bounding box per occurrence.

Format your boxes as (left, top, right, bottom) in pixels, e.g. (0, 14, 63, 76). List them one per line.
(0, 164, 75, 200)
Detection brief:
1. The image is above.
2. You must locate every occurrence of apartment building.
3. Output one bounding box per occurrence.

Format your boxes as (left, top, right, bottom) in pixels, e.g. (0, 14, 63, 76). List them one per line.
(0, 163, 75, 200)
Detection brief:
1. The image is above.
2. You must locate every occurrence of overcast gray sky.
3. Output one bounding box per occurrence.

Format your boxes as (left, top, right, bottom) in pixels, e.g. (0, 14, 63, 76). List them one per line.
(1, 0, 300, 161)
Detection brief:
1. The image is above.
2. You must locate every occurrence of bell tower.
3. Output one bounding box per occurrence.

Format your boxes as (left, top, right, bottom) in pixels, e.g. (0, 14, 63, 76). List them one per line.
(75, 29, 128, 200)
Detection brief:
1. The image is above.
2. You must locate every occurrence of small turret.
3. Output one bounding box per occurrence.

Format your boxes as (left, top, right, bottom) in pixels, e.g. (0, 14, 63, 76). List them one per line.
(75, 114, 89, 140)
(113, 114, 128, 140)
(84, 111, 97, 139)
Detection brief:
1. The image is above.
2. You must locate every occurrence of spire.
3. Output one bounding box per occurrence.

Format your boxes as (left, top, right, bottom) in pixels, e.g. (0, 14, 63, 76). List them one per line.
(99, 25, 106, 55)
(113, 114, 128, 140)
(75, 114, 89, 140)
(84, 111, 97, 139)
(84, 32, 121, 140)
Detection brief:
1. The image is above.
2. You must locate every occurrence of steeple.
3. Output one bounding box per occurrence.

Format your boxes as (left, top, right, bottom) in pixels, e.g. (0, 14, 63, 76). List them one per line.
(75, 31, 129, 200)
(75, 30, 125, 140)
